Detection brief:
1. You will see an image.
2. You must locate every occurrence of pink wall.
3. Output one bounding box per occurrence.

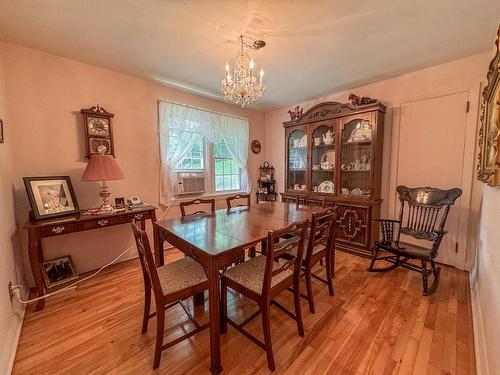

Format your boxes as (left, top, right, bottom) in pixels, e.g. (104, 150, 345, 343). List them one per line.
(0, 42, 266, 280)
(0, 44, 25, 374)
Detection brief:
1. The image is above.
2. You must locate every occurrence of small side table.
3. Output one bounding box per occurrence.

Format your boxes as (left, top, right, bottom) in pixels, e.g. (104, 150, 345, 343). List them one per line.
(24, 205, 157, 311)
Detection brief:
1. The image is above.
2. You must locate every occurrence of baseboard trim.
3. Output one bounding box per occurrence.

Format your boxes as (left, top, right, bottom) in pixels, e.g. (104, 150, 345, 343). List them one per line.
(470, 276, 490, 375)
(6, 288, 27, 374)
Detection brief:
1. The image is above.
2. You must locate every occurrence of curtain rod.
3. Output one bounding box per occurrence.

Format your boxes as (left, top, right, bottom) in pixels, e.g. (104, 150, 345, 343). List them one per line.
(158, 99, 249, 122)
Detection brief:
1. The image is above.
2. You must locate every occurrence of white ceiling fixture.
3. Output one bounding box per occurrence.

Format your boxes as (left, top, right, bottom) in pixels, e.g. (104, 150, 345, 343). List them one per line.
(222, 35, 266, 107)
(0, 1, 499, 110)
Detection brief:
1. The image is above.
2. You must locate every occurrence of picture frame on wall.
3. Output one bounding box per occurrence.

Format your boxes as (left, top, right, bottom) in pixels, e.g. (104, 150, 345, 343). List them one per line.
(0, 118, 4, 143)
(41, 255, 78, 288)
(23, 176, 80, 221)
(477, 26, 500, 187)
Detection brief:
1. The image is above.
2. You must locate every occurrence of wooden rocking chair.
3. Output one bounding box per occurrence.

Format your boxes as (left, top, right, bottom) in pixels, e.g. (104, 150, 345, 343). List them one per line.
(368, 185, 462, 296)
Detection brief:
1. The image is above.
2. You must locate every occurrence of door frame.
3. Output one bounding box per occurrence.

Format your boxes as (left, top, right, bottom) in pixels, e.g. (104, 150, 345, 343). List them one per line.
(387, 87, 481, 270)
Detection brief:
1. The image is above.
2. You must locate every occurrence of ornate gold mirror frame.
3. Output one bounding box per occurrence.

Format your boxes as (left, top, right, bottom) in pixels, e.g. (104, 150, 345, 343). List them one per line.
(478, 26, 500, 186)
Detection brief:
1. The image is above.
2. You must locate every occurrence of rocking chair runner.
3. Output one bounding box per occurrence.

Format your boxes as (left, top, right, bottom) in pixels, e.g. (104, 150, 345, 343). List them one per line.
(368, 185, 462, 296)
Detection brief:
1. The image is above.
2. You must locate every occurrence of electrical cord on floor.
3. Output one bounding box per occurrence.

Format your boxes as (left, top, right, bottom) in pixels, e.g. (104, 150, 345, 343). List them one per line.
(11, 197, 178, 305)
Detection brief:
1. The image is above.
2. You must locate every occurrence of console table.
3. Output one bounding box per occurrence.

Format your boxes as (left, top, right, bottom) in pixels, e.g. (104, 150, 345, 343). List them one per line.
(24, 205, 157, 311)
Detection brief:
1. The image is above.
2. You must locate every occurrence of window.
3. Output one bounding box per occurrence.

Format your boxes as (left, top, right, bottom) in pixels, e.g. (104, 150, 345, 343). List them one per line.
(159, 101, 249, 204)
(172, 135, 204, 171)
(214, 141, 240, 192)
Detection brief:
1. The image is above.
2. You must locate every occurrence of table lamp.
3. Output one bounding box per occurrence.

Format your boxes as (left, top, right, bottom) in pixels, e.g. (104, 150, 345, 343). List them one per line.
(81, 154, 125, 213)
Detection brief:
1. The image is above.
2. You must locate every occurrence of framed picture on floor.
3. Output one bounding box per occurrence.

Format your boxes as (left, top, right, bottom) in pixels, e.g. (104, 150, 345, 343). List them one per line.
(23, 176, 80, 221)
(41, 255, 78, 288)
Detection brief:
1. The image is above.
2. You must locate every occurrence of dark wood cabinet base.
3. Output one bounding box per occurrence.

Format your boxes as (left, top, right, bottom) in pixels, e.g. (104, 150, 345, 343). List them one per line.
(281, 193, 380, 257)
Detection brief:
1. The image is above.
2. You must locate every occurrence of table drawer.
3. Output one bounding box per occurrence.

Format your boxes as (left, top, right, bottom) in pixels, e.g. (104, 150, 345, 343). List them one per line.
(127, 211, 152, 222)
(41, 223, 78, 237)
(79, 216, 128, 231)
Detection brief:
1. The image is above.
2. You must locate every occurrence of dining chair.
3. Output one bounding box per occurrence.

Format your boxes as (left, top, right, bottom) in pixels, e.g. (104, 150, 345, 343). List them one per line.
(226, 193, 251, 209)
(226, 193, 257, 258)
(179, 198, 216, 217)
(300, 208, 336, 313)
(304, 196, 327, 208)
(131, 221, 209, 369)
(220, 220, 309, 371)
(292, 194, 305, 206)
(368, 185, 462, 295)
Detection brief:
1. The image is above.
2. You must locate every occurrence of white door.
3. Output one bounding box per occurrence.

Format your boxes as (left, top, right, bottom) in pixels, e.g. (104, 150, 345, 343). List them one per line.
(396, 92, 469, 267)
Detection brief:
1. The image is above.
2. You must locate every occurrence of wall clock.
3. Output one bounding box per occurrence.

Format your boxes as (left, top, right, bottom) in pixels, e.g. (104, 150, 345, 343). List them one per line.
(80, 105, 115, 158)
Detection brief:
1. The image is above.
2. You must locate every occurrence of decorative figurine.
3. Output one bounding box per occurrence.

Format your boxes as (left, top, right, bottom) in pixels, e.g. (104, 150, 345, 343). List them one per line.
(288, 105, 303, 121)
(349, 93, 378, 107)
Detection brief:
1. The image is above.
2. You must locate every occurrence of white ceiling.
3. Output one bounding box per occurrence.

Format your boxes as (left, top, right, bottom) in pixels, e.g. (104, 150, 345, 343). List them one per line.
(0, 0, 499, 110)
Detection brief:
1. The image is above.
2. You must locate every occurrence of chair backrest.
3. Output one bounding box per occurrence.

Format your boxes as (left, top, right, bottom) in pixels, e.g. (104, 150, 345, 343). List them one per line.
(396, 185, 462, 245)
(179, 198, 216, 217)
(262, 220, 309, 296)
(226, 193, 251, 209)
(131, 221, 163, 300)
(304, 196, 326, 208)
(293, 194, 304, 206)
(304, 208, 336, 261)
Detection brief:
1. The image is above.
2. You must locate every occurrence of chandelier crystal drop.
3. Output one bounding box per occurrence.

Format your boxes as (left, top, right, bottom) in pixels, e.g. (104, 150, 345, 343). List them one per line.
(221, 35, 266, 107)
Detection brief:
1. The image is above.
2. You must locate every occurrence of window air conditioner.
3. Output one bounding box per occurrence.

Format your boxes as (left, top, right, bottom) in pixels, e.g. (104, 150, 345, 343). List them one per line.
(176, 172, 206, 195)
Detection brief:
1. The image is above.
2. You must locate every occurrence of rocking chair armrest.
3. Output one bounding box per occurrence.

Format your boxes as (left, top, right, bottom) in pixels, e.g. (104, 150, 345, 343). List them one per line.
(374, 219, 400, 243)
(437, 229, 447, 234)
(373, 218, 401, 224)
(433, 229, 448, 238)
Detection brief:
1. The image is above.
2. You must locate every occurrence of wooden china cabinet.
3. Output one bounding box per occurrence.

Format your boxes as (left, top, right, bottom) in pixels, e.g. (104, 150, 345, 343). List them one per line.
(282, 98, 386, 257)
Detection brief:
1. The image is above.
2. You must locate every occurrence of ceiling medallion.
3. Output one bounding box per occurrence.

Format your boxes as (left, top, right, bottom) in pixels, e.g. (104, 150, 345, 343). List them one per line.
(221, 35, 266, 107)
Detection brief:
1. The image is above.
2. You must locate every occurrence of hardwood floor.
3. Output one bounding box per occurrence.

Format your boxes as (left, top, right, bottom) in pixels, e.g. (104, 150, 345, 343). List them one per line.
(13, 250, 476, 374)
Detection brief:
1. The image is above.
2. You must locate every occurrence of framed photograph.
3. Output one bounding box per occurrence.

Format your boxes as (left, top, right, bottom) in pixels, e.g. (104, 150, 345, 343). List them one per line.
(115, 197, 125, 209)
(41, 255, 78, 288)
(23, 176, 80, 221)
(250, 139, 261, 154)
(478, 26, 500, 186)
(0, 118, 4, 144)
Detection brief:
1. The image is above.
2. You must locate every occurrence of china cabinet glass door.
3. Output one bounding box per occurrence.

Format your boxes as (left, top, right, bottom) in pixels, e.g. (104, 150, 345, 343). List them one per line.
(287, 129, 308, 191)
(310, 123, 336, 195)
(340, 119, 373, 197)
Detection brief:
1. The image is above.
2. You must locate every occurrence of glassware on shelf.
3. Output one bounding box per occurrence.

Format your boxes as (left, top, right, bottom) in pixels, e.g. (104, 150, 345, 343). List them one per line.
(310, 124, 337, 195)
(340, 119, 373, 197)
(287, 129, 308, 190)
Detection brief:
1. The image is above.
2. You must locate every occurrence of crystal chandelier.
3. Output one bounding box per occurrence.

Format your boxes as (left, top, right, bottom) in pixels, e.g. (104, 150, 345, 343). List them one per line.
(221, 35, 266, 107)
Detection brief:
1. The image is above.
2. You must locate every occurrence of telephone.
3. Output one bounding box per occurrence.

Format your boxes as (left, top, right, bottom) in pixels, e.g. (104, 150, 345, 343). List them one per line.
(127, 196, 144, 207)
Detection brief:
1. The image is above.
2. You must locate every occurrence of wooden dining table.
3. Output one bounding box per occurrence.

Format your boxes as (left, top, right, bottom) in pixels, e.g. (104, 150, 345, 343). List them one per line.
(153, 201, 321, 374)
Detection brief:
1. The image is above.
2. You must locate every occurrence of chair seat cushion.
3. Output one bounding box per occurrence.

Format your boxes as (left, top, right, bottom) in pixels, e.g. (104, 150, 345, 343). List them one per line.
(157, 257, 208, 295)
(376, 241, 432, 259)
(223, 255, 293, 295)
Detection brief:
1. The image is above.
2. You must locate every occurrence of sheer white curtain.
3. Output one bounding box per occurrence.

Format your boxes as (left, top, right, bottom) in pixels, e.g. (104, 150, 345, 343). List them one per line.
(159, 101, 250, 206)
(159, 102, 207, 205)
(214, 114, 250, 193)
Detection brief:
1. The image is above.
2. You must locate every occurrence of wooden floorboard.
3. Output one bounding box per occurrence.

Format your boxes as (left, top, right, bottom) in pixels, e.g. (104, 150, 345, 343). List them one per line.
(13, 251, 476, 374)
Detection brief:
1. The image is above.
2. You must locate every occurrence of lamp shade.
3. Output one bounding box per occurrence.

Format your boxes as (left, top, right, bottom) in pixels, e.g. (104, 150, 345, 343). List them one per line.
(81, 154, 125, 182)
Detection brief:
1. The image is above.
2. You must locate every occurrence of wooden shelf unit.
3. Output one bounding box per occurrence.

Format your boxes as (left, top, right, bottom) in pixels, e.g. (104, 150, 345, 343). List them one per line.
(282, 100, 386, 257)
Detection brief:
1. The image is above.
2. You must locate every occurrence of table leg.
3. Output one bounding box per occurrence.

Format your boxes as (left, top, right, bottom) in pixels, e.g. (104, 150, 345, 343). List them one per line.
(28, 229, 45, 311)
(208, 257, 222, 374)
(194, 292, 205, 306)
(153, 225, 164, 266)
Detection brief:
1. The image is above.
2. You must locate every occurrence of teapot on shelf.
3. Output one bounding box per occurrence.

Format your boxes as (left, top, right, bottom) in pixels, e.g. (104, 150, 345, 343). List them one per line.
(323, 130, 335, 145)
